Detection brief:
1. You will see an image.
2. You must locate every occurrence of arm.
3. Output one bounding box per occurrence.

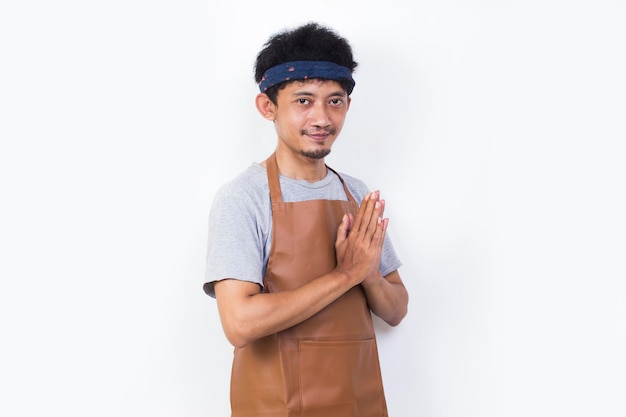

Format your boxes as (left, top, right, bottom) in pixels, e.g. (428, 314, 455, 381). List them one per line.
(215, 271, 355, 348)
(361, 270, 408, 326)
(359, 197, 408, 326)
(214, 191, 386, 348)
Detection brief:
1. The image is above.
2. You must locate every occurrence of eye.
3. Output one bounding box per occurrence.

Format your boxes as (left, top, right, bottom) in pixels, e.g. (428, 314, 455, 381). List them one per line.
(297, 98, 310, 105)
(329, 98, 344, 106)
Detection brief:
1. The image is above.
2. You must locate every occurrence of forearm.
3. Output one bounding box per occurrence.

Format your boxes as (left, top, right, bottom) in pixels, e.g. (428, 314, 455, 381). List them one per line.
(215, 271, 356, 348)
(216, 192, 391, 347)
(361, 270, 408, 326)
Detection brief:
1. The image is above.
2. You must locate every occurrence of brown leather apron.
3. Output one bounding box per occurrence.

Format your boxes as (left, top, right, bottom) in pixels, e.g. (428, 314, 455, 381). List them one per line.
(230, 153, 388, 417)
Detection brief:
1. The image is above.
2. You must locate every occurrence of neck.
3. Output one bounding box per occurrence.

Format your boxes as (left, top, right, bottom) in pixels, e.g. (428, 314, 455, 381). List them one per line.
(273, 150, 328, 182)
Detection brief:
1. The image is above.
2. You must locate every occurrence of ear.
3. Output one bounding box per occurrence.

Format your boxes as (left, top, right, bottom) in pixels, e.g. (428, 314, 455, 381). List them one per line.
(255, 93, 276, 121)
(346, 96, 352, 111)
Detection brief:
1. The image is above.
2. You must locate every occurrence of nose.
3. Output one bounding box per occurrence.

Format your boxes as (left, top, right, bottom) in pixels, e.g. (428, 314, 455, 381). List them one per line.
(309, 102, 331, 128)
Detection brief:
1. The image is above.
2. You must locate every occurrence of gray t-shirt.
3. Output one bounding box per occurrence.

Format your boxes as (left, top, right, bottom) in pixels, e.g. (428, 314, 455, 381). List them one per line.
(203, 163, 402, 297)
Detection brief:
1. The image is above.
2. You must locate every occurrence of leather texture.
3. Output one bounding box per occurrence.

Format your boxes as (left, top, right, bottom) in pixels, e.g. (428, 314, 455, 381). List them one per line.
(229, 153, 388, 417)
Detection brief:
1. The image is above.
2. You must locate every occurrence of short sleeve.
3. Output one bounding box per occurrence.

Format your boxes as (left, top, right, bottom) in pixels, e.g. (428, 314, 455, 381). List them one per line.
(203, 182, 267, 297)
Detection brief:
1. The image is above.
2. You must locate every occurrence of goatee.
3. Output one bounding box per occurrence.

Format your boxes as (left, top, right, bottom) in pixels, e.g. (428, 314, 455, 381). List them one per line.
(300, 149, 331, 160)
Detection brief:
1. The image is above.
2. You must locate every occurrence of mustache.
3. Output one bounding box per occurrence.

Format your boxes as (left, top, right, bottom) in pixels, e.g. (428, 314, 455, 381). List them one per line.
(300, 127, 336, 136)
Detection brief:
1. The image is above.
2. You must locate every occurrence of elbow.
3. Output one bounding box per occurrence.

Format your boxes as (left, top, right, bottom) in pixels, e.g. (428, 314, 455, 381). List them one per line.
(383, 295, 409, 327)
(385, 306, 408, 327)
(224, 331, 253, 349)
(222, 320, 261, 349)
(389, 288, 409, 326)
(370, 300, 408, 327)
(227, 335, 252, 349)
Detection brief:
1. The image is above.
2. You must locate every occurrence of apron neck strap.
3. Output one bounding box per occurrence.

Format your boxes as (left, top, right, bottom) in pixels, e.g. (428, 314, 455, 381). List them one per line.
(266, 153, 283, 203)
(326, 165, 359, 207)
(265, 152, 359, 207)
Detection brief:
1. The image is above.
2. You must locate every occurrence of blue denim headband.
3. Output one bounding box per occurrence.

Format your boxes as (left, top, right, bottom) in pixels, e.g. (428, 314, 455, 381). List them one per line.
(258, 61, 355, 94)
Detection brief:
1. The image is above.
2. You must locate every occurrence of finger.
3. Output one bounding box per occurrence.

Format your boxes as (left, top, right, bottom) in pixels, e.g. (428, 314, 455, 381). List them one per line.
(352, 192, 372, 234)
(360, 190, 384, 237)
(335, 214, 350, 246)
(354, 191, 379, 235)
(364, 199, 384, 239)
(381, 217, 389, 234)
(374, 199, 386, 235)
(371, 217, 389, 250)
(378, 199, 386, 219)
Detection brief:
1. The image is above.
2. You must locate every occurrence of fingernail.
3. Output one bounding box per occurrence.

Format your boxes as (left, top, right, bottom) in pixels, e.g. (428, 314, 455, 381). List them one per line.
(377, 216, 382, 224)
(375, 201, 380, 209)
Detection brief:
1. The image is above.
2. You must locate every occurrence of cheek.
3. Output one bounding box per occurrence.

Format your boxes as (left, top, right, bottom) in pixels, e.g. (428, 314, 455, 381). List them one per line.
(330, 113, 347, 127)
(276, 117, 303, 135)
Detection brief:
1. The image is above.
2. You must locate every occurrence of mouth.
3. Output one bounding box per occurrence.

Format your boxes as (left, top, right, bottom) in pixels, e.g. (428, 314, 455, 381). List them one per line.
(307, 133, 329, 141)
(301, 128, 336, 142)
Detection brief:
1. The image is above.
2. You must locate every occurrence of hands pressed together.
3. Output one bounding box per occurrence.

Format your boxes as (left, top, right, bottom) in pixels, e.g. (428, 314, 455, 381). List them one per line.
(335, 190, 388, 287)
(215, 190, 406, 347)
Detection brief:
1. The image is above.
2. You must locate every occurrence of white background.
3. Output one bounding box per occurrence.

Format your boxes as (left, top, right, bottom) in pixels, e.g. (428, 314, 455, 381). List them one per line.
(1, 1, 625, 416)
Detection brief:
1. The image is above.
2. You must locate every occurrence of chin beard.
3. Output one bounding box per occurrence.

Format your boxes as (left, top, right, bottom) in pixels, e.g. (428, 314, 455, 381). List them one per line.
(300, 149, 331, 160)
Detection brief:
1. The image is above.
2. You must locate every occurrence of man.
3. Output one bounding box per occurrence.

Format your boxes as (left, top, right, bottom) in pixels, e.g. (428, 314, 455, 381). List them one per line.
(204, 22, 409, 417)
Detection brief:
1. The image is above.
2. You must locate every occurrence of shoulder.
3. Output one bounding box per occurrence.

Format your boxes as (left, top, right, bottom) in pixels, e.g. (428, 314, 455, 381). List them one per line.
(214, 163, 269, 205)
(210, 163, 270, 221)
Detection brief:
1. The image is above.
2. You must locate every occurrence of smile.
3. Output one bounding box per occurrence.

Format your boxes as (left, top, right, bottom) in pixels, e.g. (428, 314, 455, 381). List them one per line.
(301, 128, 336, 141)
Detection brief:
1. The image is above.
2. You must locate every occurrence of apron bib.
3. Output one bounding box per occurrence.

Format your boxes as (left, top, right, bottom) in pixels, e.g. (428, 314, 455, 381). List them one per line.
(230, 153, 388, 417)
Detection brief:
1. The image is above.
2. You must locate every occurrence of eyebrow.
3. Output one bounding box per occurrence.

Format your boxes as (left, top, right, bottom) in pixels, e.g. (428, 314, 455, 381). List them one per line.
(292, 90, 346, 98)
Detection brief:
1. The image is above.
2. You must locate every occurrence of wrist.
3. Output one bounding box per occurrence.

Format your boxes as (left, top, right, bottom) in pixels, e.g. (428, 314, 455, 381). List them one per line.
(361, 270, 384, 287)
(333, 268, 360, 288)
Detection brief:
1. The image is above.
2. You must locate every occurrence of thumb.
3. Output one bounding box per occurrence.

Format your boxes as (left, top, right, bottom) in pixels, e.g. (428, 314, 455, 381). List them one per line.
(335, 213, 351, 246)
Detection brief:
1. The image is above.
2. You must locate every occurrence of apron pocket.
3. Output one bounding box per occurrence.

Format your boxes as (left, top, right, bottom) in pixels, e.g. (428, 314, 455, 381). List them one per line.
(299, 339, 385, 417)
